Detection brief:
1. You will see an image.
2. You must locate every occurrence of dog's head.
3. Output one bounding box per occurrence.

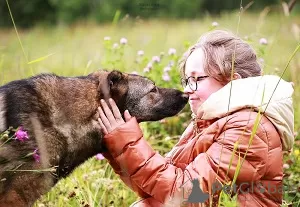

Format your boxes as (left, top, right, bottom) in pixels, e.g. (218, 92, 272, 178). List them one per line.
(90, 70, 188, 122)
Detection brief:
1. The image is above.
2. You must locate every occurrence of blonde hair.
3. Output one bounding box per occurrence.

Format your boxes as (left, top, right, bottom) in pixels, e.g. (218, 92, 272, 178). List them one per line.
(179, 30, 262, 85)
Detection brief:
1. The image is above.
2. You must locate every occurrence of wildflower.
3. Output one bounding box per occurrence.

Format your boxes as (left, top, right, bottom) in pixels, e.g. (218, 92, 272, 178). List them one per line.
(33, 148, 40, 163)
(113, 43, 119, 49)
(168, 48, 176, 55)
(146, 62, 153, 69)
(137, 50, 144, 56)
(259, 38, 268, 45)
(212, 22, 219, 27)
(162, 73, 171, 82)
(143, 67, 150, 73)
(164, 66, 171, 72)
(294, 149, 299, 156)
(15, 126, 29, 142)
(152, 56, 160, 63)
(104, 36, 111, 41)
(168, 60, 175, 67)
(283, 164, 290, 169)
(131, 71, 138, 75)
(95, 153, 105, 160)
(120, 37, 128, 45)
(164, 136, 171, 141)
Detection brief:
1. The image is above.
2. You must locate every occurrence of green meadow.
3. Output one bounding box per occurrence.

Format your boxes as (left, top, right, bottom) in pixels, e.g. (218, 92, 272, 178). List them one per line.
(0, 10, 299, 206)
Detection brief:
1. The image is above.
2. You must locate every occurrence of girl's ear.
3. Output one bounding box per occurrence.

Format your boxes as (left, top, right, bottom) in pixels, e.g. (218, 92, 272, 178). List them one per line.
(233, 73, 242, 80)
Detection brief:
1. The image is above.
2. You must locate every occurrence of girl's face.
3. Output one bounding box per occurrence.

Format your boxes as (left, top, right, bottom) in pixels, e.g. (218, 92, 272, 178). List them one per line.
(184, 48, 224, 115)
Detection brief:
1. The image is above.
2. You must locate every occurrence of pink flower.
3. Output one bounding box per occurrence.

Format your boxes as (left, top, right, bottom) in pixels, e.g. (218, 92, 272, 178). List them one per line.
(259, 38, 268, 45)
(143, 67, 150, 73)
(168, 48, 176, 55)
(137, 50, 144, 56)
(15, 127, 29, 142)
(95, 153, 105, 160)
(120, 37, 128, 45)
(163, 66, 171, 72)
(212, 22, 219, 27)
(152, 56, 160, 63)
(33, 148, 40, 163)
(162, 73, 171, 82)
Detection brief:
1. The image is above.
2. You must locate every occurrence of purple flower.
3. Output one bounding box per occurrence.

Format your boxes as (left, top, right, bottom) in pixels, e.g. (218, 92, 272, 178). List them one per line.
(137, 50, 144, 56)
(152, 56, 160, 63)
(162, 73, 171, 82)
(33, 148, 40, 163)
(120, 37, 128, 45)
(259, 38, 268, 45)
(95, 153, 105, 160)
(143, 67, 150, 73)
(15, 127, 29, 142)
(163, 66, 171, 72)
(168, 48, 176, 55)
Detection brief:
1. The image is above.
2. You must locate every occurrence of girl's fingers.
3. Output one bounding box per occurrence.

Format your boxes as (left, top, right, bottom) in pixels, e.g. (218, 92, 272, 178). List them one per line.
(100, 99, 117, 125)
(124, 110, 132, 122)
(98, 107, 111, 131)
(98, 118, 108, 134)
(109, 98, 123, 122)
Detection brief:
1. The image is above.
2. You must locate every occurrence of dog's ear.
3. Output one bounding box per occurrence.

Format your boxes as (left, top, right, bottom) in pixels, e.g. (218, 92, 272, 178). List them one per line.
(106, 70, 128, 113)
(96, 70, 126, 101)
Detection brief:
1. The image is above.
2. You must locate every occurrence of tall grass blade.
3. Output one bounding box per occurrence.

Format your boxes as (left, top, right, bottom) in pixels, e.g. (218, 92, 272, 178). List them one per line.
(27, 53, 55, 65)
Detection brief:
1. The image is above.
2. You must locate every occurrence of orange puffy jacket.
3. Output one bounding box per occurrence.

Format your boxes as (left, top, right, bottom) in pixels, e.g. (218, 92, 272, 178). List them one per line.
(103, 75, 294, 206)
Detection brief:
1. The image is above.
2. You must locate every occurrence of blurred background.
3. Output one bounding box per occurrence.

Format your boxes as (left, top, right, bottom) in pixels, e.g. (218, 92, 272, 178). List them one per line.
(0, 0, 299, 206)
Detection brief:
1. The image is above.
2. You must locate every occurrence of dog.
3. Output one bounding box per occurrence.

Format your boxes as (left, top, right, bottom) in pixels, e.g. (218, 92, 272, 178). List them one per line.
(0, 70, 188, 206)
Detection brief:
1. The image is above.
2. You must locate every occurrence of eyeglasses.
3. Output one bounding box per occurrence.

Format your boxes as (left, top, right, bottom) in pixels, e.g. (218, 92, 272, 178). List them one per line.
(181, 75, 209, 91)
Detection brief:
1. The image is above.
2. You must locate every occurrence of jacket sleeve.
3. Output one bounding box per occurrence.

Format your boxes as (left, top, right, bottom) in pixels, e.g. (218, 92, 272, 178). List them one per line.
(103, 116, 268, 203)
(102, 151, 151, 198)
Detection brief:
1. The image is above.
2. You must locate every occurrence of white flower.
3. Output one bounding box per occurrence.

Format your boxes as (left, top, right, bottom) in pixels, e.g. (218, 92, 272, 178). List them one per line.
(259, 38, 268, 45)
(164, 66, 171, 72)
(168, 48, 176, 55)
(137, 50, 144, 56)
(113, 43, 119, 49)
(104, 36, 111, 41)
(120, 37, 128, 45)
(146, 62, 153, 69)
(131, 71, 138, 75)
(164, 136, 171, 141)
(143, 68, 150, 73)
(162, 73, 171, 81)
(152, 56, 160, 63)
(212, 22, 219, 27)
(283, 164, 290, 169)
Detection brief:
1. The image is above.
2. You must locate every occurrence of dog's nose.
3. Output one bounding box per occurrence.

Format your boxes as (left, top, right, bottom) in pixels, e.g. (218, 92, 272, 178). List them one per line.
(182, 93, 189, 100)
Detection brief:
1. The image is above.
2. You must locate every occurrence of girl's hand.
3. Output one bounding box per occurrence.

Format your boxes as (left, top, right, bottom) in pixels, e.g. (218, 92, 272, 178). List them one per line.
(97, 98, 132, 134)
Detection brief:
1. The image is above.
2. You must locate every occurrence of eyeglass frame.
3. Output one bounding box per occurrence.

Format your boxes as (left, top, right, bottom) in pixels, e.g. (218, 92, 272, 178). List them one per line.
(181, 75, 210, 91)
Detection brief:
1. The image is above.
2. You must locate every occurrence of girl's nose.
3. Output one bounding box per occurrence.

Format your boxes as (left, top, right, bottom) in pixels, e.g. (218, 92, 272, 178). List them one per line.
(184, 85, 193, 94)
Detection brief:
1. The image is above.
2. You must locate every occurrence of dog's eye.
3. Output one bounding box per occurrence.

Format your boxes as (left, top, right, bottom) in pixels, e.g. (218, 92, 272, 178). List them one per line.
(150, 87, 157, 93)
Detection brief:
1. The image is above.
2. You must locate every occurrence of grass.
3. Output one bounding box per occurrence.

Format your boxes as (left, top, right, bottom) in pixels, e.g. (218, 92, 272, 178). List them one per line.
(0, 10, 299, 207)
